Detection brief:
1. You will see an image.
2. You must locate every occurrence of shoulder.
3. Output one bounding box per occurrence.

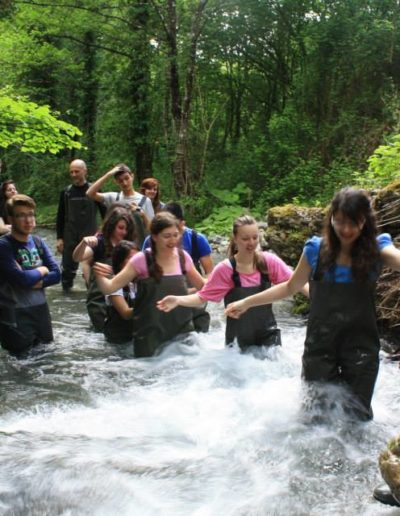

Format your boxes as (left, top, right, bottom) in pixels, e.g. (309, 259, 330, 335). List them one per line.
(102, 192, 116, 202)
(304, 235, 322, 255)
(181, 249, 194, 266)
(262, 251, 292, 282)
(377, 233, 392, 250)
(0, 234, 12, 252)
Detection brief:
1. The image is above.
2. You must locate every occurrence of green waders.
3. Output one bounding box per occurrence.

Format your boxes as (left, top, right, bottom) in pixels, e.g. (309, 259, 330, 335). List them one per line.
(303, 266, 380, 421)
(132, 252, 194, 358)
(103, 286, 134, 344)
(62, 189, 98, 290)
(224, 257, 281, 350)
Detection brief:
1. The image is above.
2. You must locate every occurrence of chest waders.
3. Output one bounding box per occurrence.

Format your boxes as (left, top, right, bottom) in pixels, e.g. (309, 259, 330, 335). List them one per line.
(303, 258, 380, 421)
(62, 185, 98, 290)
(103, 287, 134, 344)
(0, 236, 52, 355)
(224, 257, 281, 350)
(132, 251, 194, 358)
(86, 243, 109, 332)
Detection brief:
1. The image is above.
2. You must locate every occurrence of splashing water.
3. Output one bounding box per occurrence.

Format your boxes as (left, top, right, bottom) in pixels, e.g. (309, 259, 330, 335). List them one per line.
(0, 231, 399, 515)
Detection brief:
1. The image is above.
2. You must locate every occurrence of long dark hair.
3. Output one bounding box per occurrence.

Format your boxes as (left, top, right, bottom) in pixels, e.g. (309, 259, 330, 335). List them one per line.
(149, 212, 181, 282)
(228, 214, 267, 274)
(321, 187, 379, 281)
(0, 180, 16, 220)
(139, 177, 162, 213)
(112, 240, 139, 274)
(101, 206, 137, 257)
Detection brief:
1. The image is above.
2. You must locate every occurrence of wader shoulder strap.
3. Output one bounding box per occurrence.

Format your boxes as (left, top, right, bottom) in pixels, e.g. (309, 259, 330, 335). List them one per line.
(229, 257, 241, 288)
(191, 230, 199, 261)
(178, 249, 186, 275)
(230, 256, 269, 289)
(313, 240, 324, 281)
(145, 249, 187, 277)
(64, 184, 73, 221)
(255, 252, 270, 289)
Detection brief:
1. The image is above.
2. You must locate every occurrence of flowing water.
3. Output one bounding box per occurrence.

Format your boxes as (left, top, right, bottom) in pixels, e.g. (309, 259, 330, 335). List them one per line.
(0, 229, 399, 515)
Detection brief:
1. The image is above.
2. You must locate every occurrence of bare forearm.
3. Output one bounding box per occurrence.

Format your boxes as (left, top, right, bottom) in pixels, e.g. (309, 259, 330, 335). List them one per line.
(176, 293, 204, 307)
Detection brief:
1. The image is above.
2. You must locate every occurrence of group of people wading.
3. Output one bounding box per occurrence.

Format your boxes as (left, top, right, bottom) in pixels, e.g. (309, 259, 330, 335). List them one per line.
(1, 160, 400, 505)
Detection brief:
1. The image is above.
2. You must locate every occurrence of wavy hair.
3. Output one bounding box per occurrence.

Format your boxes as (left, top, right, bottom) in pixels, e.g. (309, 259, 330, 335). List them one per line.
(101, 206, 137, 257)
(321, 187, 379, 281)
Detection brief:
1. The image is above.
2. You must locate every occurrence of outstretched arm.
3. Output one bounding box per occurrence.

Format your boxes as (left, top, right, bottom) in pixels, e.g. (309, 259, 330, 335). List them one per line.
(157, 292, 205, 312)
(225, 252, 311, 318)
(86, 166, 120, 202)
(381, 244, 400, 271)
(93, 260, 137, 295)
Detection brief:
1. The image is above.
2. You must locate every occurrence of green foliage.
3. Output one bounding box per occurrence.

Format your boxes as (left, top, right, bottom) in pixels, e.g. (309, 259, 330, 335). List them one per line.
(353, 134, 400, 188)
(195, 183, 262, 236)
(0, 93, 82, 153)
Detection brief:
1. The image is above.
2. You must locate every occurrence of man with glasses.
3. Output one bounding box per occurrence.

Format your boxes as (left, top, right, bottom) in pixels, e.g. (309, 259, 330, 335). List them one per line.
(0, 194, 60, 355)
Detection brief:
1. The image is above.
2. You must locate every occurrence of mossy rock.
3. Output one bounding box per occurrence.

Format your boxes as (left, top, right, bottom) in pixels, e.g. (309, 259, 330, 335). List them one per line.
(379, 435, 400, 502)
(265, 204, 326, 267)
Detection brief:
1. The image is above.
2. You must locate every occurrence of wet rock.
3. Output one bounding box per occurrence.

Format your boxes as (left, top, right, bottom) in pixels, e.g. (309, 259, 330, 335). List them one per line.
(379, 435, 400, 502)
(264, 204, 326, 267)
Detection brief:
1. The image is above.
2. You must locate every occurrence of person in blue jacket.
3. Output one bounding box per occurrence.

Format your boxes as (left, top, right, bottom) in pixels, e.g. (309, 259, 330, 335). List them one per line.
(0, 194, 60, 355)
(226, 187, 400, 421)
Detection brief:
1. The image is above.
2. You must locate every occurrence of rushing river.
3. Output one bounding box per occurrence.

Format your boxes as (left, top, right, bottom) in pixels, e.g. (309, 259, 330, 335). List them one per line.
(0, 229, 399, 515)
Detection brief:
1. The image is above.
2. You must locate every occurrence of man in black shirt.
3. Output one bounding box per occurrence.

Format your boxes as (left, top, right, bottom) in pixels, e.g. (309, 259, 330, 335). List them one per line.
(56, 159, 105, 292)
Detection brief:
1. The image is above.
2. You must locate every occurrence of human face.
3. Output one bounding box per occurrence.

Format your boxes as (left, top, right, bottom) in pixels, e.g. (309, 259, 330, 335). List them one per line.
(69, 163, 87, 186)
(115, 172, 133, 194)
(331, 212, 365, 246)
(234, 223, 259, 255)
(4, 183, 17, 199)
(11, 205, 36, 237)
(152, 225, 181, 251)
(144, 185, 158, 200)
(112, 220, 128, 243)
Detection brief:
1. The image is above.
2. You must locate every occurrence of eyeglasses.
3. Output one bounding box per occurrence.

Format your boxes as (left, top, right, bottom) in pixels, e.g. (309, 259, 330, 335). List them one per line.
(14, 213, 35, 220)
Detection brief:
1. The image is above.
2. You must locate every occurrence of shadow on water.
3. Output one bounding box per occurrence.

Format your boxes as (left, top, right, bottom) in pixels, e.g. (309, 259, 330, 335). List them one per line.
(0, 229, 399, 515)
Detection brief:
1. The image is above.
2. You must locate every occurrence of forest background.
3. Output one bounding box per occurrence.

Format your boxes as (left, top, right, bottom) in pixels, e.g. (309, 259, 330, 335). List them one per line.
(1, 0, 400, 234)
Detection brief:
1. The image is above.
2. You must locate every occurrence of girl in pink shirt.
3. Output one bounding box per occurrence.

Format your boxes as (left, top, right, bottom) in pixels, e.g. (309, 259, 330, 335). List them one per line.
(94, 212, 205, 357)
(158, 215, 302, 351)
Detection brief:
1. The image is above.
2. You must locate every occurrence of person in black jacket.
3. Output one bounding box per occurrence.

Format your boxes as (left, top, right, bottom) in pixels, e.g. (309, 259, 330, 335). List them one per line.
(56, 159, 105, 292)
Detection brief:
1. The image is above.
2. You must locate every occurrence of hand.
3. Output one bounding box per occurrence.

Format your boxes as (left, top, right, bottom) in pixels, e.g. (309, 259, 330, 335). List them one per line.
(56, 239, 64, 253)
(108, 166, 121, 178)
(32, 280, 44, 289)
(37, 266, 49, 277)
(225, 300, 248, 319)
(157, 296, 179, 312)
(129, 202, 141, 212)
(83, 236, 99, 248)
(92, 262, 113, 277)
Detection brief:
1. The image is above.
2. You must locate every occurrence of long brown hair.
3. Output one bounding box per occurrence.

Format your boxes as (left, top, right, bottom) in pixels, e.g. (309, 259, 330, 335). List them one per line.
(228, 214, 267, 274)
(139, 177, 162, 213)
(149, 212, 181, 281)
(101, 206, 137, 257)
(321, 187, 379, 281)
